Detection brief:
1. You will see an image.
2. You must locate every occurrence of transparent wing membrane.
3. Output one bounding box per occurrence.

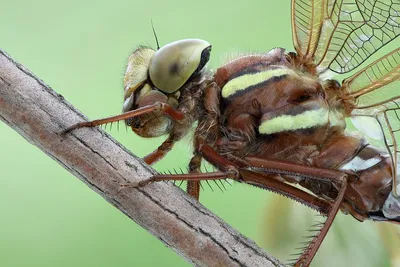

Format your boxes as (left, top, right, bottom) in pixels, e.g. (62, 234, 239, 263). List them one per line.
(292, 0, 326, 57)
(343, 47, 400, 106)
(351, 99, 400, 194)
(342, 45, 400, 194)
(292, 0, 400, 73)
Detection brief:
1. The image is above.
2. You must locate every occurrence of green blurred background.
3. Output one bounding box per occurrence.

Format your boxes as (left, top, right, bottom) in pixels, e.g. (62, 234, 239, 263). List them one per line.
(1, 0, 399, 266)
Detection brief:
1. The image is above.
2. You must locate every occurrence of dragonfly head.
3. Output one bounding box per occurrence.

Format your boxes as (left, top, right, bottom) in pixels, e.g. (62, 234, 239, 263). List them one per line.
(123, 39, 211, 137)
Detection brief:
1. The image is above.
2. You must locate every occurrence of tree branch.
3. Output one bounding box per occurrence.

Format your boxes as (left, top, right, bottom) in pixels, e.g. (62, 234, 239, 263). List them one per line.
(0, 49, 282, 267)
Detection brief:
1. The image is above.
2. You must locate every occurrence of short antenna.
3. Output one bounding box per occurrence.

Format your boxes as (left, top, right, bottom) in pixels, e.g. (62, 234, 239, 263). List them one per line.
(151, 20, 160, 50)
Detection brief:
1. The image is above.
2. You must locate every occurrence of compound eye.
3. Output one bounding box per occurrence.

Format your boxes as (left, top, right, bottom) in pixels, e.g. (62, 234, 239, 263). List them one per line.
(149, 39, 211, 93)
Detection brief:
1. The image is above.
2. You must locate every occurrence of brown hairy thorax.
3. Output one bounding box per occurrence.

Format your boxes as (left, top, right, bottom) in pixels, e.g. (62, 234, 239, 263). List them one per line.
(215, 49, 341, 160)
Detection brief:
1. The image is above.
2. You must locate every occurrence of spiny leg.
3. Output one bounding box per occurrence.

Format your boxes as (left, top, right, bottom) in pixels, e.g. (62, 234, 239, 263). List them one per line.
(185, 82, 221, 200)
(143, 134, 178, 165)
(245, 156, 346, 183)
(143, 140, 204, 199)
(61, 102, 184, 134)
(141, 142, 333, 214)
(125, 140, 342, 266)
(120, 171, 236, 189)
(244, 156, 348, 267)
(239, 170, 331, 215)
(294, 178, 346, 267)
(241, 169, 346, 267)
(195, 142, 335, 214)
(124, 167, 332, 216)
(186, 153, 202, 200)
(198, 146, 348, 266)
(63, 102, 185, 168)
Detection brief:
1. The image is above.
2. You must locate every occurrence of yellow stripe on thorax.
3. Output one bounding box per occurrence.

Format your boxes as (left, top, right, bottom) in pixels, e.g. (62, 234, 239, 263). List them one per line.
(221, 68, 297, 98)
(259, 108, 329, 134)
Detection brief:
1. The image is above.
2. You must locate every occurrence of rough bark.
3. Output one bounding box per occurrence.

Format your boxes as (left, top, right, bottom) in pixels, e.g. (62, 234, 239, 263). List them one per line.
(0, 49, 283, 267)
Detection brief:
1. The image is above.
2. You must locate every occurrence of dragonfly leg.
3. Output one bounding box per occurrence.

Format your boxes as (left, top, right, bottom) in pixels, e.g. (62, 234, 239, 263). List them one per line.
(61, 102, 185, 134)
(186, 153, 202, 200)
(294, 178, 346, 267)
(143, 134, 178, 165)
(120, 171, 235, 190)
(124, 140, 341, 266)
(197, 143, 332, 214)
(244, 156, 348, 267)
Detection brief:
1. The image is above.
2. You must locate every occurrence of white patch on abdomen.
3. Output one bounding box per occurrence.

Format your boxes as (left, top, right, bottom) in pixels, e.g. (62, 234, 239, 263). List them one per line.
(340, 156, 381, 172)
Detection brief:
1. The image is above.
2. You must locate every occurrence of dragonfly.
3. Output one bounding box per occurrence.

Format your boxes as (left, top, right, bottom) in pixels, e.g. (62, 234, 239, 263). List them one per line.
(63, 0, 400, 266)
